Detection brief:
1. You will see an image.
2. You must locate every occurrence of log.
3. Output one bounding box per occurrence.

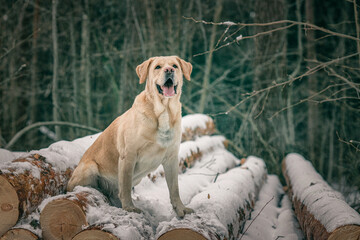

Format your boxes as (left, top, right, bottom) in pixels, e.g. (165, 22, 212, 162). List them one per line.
(72, 227, 118, 240)
(135, 147, 240, 217)
(156, 156, 267, 240)
(0, 154, 72, 236)
(1, 211, 41, 240)
(181, 114, 215, 142)
(282, 153, 360, 240)
(39, 188, 100, 240)
(0, 229, 39, 240)
(148, 135, 228, 182)
(39, 186, 153, 240)
(0, 134, 99, 236)
(241, 175, 303, 240)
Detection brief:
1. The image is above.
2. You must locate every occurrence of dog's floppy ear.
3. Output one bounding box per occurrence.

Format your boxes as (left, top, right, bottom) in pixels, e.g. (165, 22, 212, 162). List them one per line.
(177, 57, 192, 81)
(136, 58, 153, 84)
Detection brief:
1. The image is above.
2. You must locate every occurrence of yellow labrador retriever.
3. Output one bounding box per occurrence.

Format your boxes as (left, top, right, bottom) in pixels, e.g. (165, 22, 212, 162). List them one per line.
(67, 56, 194, 217)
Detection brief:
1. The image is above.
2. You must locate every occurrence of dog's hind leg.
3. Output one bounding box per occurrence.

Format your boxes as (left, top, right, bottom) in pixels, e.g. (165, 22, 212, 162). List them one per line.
(67, 161, 99, 192)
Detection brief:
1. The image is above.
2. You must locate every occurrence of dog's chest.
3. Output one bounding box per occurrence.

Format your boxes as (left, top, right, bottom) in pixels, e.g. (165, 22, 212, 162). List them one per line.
(156, 110, 175, 147)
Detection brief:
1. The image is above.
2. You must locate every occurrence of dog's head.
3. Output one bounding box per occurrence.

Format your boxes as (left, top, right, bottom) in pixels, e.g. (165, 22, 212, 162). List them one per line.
(136, 56, 192, 98)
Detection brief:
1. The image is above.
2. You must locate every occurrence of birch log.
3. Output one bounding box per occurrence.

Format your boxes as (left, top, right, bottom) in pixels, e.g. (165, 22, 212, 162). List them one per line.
(282, 153, 360, 240)
(156, 156, 267, 240)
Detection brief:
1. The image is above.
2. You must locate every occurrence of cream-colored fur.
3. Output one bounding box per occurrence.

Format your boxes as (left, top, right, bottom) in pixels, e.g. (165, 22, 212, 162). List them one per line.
(67, 56, 194, 217)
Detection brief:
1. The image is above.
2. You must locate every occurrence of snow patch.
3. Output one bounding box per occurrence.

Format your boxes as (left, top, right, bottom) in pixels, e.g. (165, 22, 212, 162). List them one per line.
(181, 114, 212, 133)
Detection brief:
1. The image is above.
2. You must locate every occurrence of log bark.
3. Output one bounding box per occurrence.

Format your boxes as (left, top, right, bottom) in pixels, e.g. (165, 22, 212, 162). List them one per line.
(282, 153, 360, 240)
(156, 156, 267, 240)
(181, 114, 215, 142)
(0, 228, 39, 240)
(0, 154, 72, 236)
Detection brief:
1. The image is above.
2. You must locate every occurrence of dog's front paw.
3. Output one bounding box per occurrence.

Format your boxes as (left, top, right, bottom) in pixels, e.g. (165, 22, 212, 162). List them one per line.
(174, 205, 194, 218)
(123, 205, 142, 214)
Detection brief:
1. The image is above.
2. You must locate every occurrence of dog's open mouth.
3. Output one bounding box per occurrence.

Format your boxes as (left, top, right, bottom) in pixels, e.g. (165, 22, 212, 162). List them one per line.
(156, 78, 177, 97)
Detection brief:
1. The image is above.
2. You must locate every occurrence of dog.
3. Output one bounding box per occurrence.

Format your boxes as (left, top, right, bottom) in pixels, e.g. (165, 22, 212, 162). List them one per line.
(67, 56, 194, 217)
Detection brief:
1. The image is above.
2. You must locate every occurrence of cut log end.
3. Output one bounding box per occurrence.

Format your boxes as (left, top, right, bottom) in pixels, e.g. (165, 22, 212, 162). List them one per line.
(72, 229, 118, 240)
(329, 225, 360, 240)
(0, 228, 39, 240)
(0, 175, 19, 236)
(158, 228, 207, 240)
(40, 199, 87, 240)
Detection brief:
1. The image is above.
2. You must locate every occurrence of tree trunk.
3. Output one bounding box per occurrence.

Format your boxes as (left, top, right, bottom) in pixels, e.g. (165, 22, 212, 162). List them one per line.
(30, 0, 39, 130)
(8, 2, 27, 138)
(69, 14, 79, 136)
(282, 153, 360, 240)
(52, 0, 61, 140)
(326, 108, 336, 182)
(80, 1, 92, 127)
(80, 0, 92, 127)
(198, 0, 223, 113)
(306, 0, 318, 165)
(157, 156, 267, 240)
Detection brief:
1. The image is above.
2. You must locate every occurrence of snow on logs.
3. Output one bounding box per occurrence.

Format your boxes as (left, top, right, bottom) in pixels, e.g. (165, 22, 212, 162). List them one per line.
(240, 175, 303, 240)
(39, 186, 153, 240)
(39, 143, 240, 240)
(156, 156, 267, 240)
(282, 153, 360, 240)
(0, 134, 99, 237)
(181, 114, 215, 142)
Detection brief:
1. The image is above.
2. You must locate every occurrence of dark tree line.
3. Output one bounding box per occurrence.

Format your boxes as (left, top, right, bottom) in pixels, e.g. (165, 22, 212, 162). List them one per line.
(0, 0, 359, 209)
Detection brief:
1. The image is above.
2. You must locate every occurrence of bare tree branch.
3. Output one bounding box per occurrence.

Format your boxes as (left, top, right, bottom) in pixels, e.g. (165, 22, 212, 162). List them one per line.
(5, 121, 100, 149)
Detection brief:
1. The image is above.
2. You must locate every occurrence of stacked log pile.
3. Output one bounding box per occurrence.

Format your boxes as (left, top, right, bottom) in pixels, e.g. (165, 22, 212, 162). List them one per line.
(0, 133, 100, 237)
(282, 153, 360, 240)
(2, 114, 359, 239)
(37, 114, 240, 239)
(0, 114, 232, 239)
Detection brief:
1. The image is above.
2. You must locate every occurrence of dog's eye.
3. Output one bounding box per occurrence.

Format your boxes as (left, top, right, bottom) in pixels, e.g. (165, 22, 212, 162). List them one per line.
(173, 64, 178, 69)
(155, 65, 161, 70)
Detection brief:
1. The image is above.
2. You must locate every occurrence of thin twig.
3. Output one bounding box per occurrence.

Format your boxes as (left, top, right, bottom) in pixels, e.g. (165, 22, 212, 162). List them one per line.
(337, 132, 360, 152)
(184, 16, 360, 42)
(239, 196, 275, 240)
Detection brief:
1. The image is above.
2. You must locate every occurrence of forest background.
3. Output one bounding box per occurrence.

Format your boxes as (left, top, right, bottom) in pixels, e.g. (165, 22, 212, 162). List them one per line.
(0, 0, 359, 211)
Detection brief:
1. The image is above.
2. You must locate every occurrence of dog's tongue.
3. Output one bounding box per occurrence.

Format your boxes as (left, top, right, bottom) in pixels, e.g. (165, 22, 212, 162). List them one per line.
(162, 86, 175, 97)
